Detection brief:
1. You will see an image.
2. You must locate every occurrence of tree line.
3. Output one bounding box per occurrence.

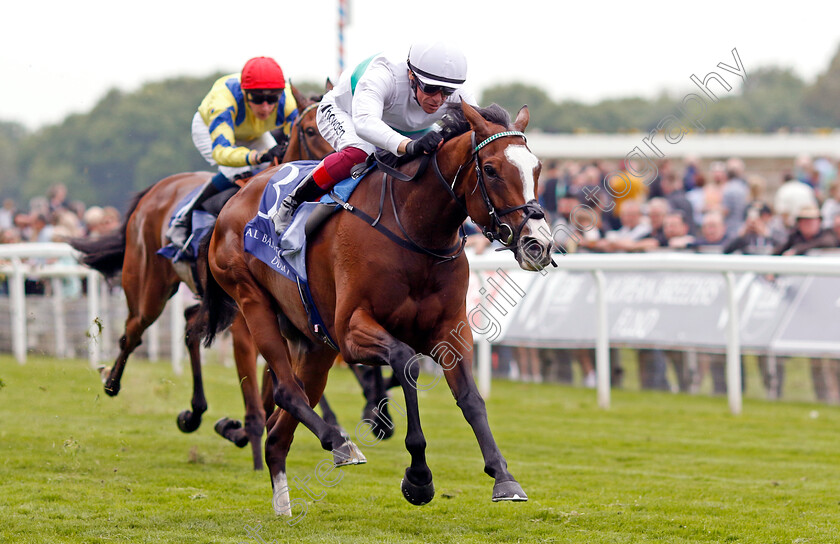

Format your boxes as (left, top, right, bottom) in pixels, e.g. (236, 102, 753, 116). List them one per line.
(1, 46, 839, 209)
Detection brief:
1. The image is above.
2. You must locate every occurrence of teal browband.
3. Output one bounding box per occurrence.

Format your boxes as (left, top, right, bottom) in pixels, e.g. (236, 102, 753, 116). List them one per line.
(474, 131, 526, 153)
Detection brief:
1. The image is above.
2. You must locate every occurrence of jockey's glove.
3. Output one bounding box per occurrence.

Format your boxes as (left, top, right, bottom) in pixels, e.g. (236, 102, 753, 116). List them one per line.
(258, 143, 288, 164)
(405, 130, 443, 157)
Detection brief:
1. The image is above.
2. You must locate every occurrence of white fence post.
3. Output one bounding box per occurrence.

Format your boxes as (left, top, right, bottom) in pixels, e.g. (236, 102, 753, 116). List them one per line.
(477, 336, 492, 398)
(86, 270, 100, 369)
(10, 257, 26, 364)
(724, 272, 743, 415)
(593, 270, 611, 409)
(51, 278, 67, 358)
(99, 279, 111, 357)
(147, 321, 160, 362)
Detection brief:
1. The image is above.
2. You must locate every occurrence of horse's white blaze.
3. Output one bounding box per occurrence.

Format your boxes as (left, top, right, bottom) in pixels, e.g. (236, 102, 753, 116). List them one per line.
(272, 472, 292, 516)
(505, 145, 539, 200)
(505, 145, 553, 243)
(526, 217, 553, 243)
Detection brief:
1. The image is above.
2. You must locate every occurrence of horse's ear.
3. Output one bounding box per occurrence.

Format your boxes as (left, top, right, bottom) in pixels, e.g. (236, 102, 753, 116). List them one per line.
(514, 105, 530, 132)
(461, 100, 490, 137)
(325, 78, 334, 92)
(289, 83, 308, 111)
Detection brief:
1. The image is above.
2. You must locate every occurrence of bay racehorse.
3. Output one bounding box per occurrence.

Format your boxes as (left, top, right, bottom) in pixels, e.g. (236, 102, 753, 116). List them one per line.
(69, 85, 346, 470)
(197, 100, 554, 512)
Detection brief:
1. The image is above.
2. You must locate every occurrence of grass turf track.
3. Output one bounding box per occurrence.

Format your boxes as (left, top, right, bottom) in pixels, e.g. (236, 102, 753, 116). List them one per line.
(0, 355, 838, 543)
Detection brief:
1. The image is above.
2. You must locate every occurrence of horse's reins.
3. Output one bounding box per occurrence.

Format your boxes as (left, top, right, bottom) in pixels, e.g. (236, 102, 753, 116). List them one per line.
(328, 157, 467, 263)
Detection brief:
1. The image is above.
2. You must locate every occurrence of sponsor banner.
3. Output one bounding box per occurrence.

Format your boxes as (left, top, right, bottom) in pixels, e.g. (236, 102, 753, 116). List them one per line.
(495, 271, 812, 352)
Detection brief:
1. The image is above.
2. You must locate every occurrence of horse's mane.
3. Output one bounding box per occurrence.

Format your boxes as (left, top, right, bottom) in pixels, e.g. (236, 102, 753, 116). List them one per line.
(439, 103, 513, 142)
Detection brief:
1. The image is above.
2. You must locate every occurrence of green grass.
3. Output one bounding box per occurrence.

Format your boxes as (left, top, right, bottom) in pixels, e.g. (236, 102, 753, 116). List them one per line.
(1, 355, 839, 543)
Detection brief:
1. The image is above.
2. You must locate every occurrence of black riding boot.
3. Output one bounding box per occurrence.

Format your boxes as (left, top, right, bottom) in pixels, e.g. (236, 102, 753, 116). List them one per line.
(271, 172, 327, 236)
(166, 176, 222, 248)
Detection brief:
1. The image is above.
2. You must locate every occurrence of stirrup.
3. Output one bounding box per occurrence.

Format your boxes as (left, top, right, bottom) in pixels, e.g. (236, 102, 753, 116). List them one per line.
(166, 220, 189, 248)
(272, 197, 299, 235)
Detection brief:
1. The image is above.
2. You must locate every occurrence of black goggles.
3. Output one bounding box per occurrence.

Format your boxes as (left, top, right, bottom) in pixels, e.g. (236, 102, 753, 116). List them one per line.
(413, 75, 455, 97)
(247, 92, 281, 105)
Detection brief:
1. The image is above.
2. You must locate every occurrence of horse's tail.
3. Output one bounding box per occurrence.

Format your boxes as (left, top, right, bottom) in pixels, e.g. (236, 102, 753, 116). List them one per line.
(68, 186, 152, 278)
(189, 232, 238, 348)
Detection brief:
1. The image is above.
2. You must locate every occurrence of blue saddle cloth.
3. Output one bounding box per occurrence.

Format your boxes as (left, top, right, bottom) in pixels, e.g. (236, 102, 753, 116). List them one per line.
(157, 187, 216, 262)
(244, 161, 363, 281)
(243, 160, 364, 348)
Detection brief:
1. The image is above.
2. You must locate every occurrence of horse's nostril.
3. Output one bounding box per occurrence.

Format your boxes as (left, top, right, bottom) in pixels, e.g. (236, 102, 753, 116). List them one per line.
(519, 236, 548, 264)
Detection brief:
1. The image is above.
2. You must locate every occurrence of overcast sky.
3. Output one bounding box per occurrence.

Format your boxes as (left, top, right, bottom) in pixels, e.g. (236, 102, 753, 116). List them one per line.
(3, 0, 839, 131)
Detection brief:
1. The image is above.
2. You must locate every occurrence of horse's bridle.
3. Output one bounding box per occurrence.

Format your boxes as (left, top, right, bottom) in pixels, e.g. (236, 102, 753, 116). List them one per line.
(332, 128, 545, 265)
(293, 102, 320, 160)
(433, 130, 546, 248)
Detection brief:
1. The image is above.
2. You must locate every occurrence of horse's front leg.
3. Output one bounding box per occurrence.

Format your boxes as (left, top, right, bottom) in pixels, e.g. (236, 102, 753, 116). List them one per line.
(344, 309, 433, 505)
(439, 340, 528, 502)
(102, 280, 176, 396)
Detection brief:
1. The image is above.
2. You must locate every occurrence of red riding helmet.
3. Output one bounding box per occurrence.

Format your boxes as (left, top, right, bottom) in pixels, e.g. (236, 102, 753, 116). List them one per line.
(241, 57, 285, 90)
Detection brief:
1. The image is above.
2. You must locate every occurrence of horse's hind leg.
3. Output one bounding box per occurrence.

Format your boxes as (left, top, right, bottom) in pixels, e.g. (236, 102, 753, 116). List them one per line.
(235, 289, 347, 458)
(267, 350, 363, 516)
(351, 364, 395, 440)
(176, 304, 207, 433)
(213, 313, 266, 470)
(103, 277, 177, 396)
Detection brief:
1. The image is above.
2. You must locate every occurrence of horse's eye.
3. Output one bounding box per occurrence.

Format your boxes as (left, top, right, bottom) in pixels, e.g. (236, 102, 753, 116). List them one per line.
(305, 128, 318, 137)
(483, 165, 497, 178)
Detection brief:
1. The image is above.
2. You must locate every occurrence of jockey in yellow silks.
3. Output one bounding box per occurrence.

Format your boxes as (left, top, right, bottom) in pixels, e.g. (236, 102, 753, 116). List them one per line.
(167, 56, 298, 250)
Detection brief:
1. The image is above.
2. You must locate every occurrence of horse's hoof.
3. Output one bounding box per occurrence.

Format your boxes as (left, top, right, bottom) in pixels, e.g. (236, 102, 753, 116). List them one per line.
(492, 480, 528, 502)
(332, 439, 367, 466)
(363, 406, 395, 440)
(214, 418, 249, 448)
(232, 433, 249, 448)
(401, 469, 435, 506)
(372, 420, 394, 440)
(104, 381, 120, 397)
(177, 410, 202, 433)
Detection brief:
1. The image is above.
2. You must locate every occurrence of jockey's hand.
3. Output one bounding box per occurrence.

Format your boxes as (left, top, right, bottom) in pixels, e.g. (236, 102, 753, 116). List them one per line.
(258, 143, 288, 164)
(405, 131, 443, 157)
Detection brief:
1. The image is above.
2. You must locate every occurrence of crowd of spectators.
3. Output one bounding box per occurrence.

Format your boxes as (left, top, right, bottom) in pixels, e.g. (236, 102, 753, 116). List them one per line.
(470, 154, 840, 403)
(0, 183, 121, 295)
(0, 184, 121, 245)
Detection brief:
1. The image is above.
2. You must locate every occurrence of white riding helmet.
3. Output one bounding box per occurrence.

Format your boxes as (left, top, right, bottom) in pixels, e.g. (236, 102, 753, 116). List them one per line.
(407, 42, 467, 89)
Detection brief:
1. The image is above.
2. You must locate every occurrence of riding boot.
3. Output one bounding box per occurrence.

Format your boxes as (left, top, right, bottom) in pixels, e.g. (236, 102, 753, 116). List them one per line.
(272, 172, 328, 236)
(166, 174, 223, 248)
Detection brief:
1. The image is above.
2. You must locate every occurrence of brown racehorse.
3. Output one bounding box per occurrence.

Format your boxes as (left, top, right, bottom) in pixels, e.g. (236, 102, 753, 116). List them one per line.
(69, 85, 336, 470)
(198, 101, 554, 513)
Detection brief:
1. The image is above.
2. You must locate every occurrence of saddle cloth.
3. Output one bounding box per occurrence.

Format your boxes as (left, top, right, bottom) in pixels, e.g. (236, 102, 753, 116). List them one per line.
(243, 161, 364, 349)
(243, 161, 363, 282)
